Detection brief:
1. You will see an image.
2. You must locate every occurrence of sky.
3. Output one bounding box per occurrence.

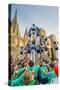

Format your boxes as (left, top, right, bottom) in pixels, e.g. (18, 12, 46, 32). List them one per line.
(10, 4, 58, 38)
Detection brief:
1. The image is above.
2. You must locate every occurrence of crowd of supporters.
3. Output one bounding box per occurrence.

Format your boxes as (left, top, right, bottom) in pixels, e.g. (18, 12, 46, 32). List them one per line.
(8, 50, 58, 86)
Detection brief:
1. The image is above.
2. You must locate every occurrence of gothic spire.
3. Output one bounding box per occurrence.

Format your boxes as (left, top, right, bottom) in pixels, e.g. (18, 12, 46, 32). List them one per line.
(25, 27, 28, 34)
(12, 9, 17, 25)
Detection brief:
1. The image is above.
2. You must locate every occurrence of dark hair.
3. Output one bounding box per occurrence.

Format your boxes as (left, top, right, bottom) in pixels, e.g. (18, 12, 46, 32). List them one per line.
(21, 47, 23, 49)
(20, 52, 23, 54)
(32, 41, 35, 44)
(29, 60, 34, 67)
(45, 47, 48, 51)
(20, 59, 23, 63)
(43, 59, 46, 63)
(49, 63, 54, 69)
(45, 38, 47, 41)
(41, 49, 44, 52)
(17, 63, 20, 65)
(45, 60, 49, 64)
(55, 47, 58, 50)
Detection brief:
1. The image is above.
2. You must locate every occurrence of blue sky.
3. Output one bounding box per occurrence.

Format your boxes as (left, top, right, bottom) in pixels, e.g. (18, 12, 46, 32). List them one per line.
(10, 4, 58, 38)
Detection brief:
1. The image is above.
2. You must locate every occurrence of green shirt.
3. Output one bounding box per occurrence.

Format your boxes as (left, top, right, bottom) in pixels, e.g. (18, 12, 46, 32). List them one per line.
(15, 68, 25, 79)
(8, 75, 36, 86)
(12, 68, 26, 79)
(39, 65, 48, 79)
(26, 64, 39, 79)
(8, 67, 36, 86)
(47, 70, 56, 83)
(34, 64, 39, 79)
(26, 66, 35, 71)
(8, 75, 23, 86)
(22, 80, 36, 86)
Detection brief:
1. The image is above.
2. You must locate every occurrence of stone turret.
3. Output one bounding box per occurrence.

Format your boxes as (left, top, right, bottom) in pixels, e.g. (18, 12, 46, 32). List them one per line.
(24, 27, 28, 45)
(10, 10, 20, 60)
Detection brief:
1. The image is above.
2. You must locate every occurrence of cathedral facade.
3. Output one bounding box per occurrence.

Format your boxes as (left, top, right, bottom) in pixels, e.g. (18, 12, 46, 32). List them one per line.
(9, 10, 58, 62)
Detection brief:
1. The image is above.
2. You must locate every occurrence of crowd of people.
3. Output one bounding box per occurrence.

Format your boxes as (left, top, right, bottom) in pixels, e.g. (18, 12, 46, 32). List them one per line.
(8, 48, 59, 86)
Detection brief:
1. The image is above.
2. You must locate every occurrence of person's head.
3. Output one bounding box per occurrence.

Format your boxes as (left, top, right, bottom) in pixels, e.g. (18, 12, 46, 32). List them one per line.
(39, 57, 43, 65)
(49, 63, 54, 71)
(42, 60, 46, 66)
(29, 60, 34, 67)
(25, 57, 29, 61)
(54, 58, 58, 64)
(14, 64, 18, 71)
(20, 59, 25, 67)
(44, 48, 48, 55)
(35, 56, 40, 63)
(41, 41, 44, 45)
(20, 59, 24, 64)
(41, 49, 44, 54)
(45, 60, 49, 65)
(23, 70, 31, 85)
(24, 61, 29, 67)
